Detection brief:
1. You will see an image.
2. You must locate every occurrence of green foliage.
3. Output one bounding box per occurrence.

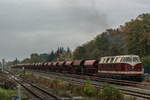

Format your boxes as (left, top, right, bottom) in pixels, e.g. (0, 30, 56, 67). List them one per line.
(0, 88, 10, 100)
(72, 78, 97, 96)
(22, 58, 31, 64)
(30, 53, 41, 63)
(124, 13, 150, 57)
(0, 87, 28, 100)
(73, 28, 127, 60)
(52, 78, 62, 89)
(142, 56, 150, 73)
(20, 47, 73, 63)
(98, 83, 124, 100)
(62, 47, 73, 61)
(0, 88, 17, 100)
(12, 58, 20, 65)
(83, 79, 97, 96)
(72, 85, 84, 96)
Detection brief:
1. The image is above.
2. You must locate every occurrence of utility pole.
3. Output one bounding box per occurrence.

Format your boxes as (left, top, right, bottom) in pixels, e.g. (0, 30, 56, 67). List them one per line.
(17, 84, 21, 100)
(2, 59, 5, 72)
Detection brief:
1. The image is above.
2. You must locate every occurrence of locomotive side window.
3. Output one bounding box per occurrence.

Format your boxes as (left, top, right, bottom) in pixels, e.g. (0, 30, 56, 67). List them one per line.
(122, 57, 126, 62)
(100, 58, 103, 63)
(126, 57, 132, 62)
(110, 57, 114, 63)
(133, 57, 140, 62)
(103, 58, 106, 63)
(101, 58, 105, 63)
(120, 57, 124, 62)
(118, 57, 122, 62)
(114, 57, 118, 62)
(120, 57, 132, 62)
(106, 58, 110, 63)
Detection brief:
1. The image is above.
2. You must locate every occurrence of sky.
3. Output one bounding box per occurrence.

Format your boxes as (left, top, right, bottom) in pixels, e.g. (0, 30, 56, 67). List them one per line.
(0, 0, 150, 61)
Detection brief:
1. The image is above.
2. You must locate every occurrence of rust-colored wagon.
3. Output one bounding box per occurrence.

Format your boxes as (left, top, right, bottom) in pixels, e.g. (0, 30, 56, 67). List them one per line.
(52, 62, 58, 72)
(83, 60, 99, 75)
(64, 61, 73, 73)
(57, 61, 66, 72)
(72, 60, 85, 74)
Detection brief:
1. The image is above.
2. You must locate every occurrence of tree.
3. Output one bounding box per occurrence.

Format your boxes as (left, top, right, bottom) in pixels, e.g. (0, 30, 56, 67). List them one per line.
(142, 56, 150, 73)
(73, 46, 86, 60)
(30, 53, 40, 63)
(124, 13, 150, 57)
(39, 53, 49, 62)
(22, 58, 31, 63)
(13, 58, 20, 65)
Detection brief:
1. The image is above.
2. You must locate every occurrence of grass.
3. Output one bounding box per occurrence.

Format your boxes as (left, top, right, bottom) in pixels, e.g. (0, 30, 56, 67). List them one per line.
(0, 88, 28, 100)
(0, 88, 10, 100)
(0, 88, 21, 100)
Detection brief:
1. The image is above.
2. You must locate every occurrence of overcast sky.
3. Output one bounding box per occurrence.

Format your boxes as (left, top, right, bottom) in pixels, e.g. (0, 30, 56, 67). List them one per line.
(0, 0, 150, 61)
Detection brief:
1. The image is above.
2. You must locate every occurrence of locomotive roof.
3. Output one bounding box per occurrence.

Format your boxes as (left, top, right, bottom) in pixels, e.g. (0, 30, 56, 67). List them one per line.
(101, 55, 139, 58)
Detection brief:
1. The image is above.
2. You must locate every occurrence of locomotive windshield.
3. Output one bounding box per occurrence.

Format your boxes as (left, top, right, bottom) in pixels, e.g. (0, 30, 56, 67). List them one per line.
(133, 57, 140, 62)
(121, 57, 132, 62)
(120, 56, 140, 63)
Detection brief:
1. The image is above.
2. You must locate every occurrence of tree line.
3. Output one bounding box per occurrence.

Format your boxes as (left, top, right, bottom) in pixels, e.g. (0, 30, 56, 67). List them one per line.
(12, 47, 72, 65)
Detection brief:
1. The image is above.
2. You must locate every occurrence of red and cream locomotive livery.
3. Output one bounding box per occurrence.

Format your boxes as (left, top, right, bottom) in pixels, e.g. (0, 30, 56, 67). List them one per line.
(12, 55, 143, 81)
(98, 55, 143, 81)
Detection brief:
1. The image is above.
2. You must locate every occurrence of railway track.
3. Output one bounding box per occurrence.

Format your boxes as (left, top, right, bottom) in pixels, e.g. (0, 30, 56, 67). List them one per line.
(43, 71, 148, 89)
(4, 70, 61, 100)
(19, 80, 60, 100)
(29, 70, 150, 100)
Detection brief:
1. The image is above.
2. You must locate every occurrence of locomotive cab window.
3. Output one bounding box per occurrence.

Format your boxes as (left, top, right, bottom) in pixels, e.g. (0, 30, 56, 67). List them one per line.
(126, 57, 132, 62)
(133, 57, 140, 62)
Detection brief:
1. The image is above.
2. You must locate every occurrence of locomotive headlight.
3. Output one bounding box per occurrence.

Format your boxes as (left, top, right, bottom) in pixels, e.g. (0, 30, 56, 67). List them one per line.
(131, 66, 134, 70)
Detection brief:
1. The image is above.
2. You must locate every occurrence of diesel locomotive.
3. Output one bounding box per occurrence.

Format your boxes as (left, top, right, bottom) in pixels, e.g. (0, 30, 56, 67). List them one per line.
(13, 55, 143, 81)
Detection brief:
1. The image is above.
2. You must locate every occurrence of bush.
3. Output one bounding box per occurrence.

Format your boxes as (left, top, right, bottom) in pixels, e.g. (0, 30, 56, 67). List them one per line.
(0, 88, 10, 100)
(83, 79, 97, 96)
(98, 83, 124, 100)
(51, 78, 62, 89)
(72, 85, 84, 96)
